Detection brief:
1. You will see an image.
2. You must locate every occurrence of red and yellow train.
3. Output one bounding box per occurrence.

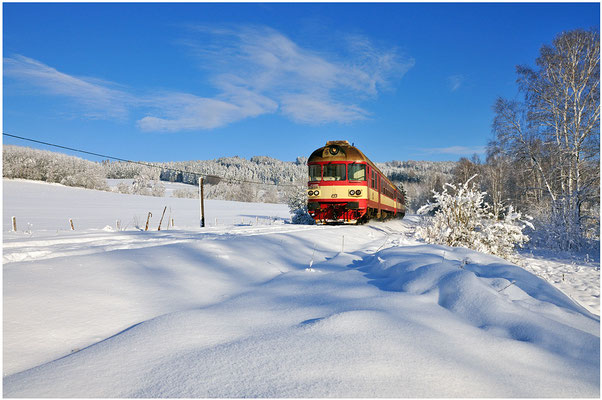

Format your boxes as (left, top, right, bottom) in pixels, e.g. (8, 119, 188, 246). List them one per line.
(307, 140, 405, 224)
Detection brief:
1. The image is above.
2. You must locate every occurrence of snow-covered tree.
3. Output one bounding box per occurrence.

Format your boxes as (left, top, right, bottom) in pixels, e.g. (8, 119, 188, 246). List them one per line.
(286, 186, 315, 225)
(416, 175, 533, 262)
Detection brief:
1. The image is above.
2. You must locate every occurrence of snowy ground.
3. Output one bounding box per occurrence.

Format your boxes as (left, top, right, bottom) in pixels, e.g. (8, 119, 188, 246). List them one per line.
(519, 250, 600, 316)
(6, 178, 289, 231)
(3, 179, 600, 397)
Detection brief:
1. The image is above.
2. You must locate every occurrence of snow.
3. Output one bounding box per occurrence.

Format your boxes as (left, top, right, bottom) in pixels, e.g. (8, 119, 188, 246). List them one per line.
(3, 179, 600, 397)
(4, 178, 290, 231)
(519, 249, 600, 316)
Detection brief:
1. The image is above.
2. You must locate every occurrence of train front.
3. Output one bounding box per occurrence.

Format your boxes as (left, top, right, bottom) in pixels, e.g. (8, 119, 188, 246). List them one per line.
(306, 140, 369, 224)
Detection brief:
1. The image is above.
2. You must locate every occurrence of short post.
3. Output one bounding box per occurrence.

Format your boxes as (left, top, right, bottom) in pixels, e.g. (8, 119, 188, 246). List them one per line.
(157, 206, 167, 231)
(342, 235, 345, 253)
(145, 212, 152, 231)
(69, 218, 75, 231)
(12, 216, 17, 232)
(199, 177, 205, 228)
(116, 220, 121, 231)
(256, 216, 259, 225)
(171, 218, 175, 228)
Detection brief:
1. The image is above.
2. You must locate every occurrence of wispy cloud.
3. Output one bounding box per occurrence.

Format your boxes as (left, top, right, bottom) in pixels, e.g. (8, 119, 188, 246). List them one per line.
(447, 74, 464, 92)
(137, 90, 278, 132)
(4, 26, 414, 132)
(419, 145, 486, 156)
(280, 93, 369, 124)
(3, 55, 135, 119)
(165, 25, 414, 129)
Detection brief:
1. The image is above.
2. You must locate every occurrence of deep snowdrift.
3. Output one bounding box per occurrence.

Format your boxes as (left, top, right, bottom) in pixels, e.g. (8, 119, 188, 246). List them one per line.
(3, 179, 600, 397)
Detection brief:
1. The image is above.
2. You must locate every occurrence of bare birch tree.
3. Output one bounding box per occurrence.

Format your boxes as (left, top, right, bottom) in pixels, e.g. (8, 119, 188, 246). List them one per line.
(490, 29, 600, 250)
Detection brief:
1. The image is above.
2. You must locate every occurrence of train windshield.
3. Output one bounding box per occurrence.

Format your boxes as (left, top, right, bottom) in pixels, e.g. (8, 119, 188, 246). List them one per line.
(308, 164, 321, 181)
(348, 163, 366, 181)
(323, 164, 346, 181)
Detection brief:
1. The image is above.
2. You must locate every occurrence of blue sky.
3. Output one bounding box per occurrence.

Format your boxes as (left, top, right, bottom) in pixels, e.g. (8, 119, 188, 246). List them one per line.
(3, 2, 599, 163)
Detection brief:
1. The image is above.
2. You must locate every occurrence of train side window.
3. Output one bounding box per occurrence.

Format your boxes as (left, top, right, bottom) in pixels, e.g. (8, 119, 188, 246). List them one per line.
(348, 163, 366, 181)
(308, 164, 321, 182)
(371, 171, 377, 189)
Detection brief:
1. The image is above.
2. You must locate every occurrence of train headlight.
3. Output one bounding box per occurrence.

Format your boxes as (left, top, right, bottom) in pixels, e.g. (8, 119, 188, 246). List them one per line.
(349, 190, 355, 196)
(314, 190, 319, 196)
(308, 190, 314, 196)
(355, 190, 361, 196)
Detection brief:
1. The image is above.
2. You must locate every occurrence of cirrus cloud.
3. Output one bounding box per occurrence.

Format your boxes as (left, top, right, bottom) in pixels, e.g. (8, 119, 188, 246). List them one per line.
(3, 55, 135, 119)
(4, 25, 414, 132)
(447, 74, 465, 92)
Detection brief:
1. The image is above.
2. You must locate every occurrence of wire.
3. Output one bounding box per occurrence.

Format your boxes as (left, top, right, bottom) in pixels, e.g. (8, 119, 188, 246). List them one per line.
(2, 132, 303, 188)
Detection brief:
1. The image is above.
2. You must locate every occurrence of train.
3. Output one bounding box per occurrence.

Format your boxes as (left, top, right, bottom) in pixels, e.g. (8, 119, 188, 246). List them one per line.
(307, 140, 405, 224)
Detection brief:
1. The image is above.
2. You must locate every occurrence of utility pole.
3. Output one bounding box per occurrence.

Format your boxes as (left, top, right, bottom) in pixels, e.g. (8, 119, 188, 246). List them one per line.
(199, 177, 205, 228)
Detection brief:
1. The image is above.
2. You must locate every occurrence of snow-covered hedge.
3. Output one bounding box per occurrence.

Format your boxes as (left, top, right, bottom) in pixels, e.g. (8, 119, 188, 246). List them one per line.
(416, 175, 533, 262)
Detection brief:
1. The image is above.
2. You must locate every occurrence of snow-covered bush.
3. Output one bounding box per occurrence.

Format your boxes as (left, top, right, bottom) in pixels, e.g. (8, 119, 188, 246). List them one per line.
(131, 174, 165, 197)
(172, 188, 198, 198)
(115, 181, 131, 194)
(286, 186, 315, 225)
(416, 175, 533, 261)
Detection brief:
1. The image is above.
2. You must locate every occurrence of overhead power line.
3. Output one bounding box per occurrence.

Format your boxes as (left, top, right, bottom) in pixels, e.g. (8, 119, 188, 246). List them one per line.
(2, 132, 302, 187)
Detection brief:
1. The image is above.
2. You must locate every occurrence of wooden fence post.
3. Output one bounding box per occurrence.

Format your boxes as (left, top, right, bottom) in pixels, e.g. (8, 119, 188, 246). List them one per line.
(70, 218, 75, 231)
(12, 216, 17, 232)
(199, 177, 205, 228)
(157, 206, 167, 231)
(145, 212, 152, 231)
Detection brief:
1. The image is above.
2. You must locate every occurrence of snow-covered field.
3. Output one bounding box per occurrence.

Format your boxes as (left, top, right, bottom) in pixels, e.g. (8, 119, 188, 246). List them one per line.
(3, 179, 600, 397)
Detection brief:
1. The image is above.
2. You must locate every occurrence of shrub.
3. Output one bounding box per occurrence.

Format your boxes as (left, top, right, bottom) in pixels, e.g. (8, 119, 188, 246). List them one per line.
(286, 186, 315, 225)
(416, 175, 532, 262)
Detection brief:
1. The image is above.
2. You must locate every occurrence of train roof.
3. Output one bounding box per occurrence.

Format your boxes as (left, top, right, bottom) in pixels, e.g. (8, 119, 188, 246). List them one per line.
(308, 140, 401, 193)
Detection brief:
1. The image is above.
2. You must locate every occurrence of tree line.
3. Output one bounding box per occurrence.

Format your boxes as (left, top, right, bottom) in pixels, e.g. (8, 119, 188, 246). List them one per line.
(3, 144, 452, 209)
